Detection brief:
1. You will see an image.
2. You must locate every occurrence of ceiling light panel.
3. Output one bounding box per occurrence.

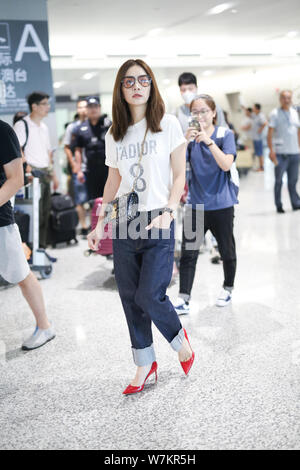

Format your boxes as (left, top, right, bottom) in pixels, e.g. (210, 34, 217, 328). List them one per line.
(206, 3, 236, 16)
(82, 72, 98, 80)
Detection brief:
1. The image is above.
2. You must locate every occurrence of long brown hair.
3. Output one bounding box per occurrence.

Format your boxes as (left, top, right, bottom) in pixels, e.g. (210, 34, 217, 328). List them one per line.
(190, 94, 217, 125)
(110, 59, 165, 141)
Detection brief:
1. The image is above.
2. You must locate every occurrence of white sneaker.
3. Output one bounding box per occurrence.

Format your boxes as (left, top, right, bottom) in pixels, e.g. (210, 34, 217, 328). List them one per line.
(216, 288, 232, 307)
(174, 297, 190, 316)
(22, 325, 56, 351)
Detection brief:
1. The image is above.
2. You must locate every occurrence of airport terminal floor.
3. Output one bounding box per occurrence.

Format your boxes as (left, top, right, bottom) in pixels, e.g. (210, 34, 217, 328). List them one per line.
(0, 159, 300, 450)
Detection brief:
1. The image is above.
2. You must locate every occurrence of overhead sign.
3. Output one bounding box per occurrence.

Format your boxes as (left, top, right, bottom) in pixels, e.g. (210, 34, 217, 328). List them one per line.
(0, 20, 54, 115)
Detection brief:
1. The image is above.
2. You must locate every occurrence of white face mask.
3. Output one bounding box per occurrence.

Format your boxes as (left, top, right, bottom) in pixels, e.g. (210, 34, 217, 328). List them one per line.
(182, 90, 197, 105)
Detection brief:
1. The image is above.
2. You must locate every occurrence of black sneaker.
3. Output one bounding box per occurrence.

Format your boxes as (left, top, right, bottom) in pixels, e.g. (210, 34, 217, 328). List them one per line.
(277, 207, 285, 214)
(81, 228, 89, 237)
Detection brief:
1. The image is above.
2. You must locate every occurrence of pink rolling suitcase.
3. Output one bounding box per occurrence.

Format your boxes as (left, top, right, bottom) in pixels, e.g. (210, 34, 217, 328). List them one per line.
(91, 198, 113, 256)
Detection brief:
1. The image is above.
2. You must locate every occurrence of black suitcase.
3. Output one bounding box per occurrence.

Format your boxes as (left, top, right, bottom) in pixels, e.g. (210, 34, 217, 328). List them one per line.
(48, 193, 79, 248)
(14, 210, 30, 243)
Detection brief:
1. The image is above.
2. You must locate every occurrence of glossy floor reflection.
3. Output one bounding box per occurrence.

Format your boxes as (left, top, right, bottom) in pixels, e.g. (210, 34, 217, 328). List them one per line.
(0, 159, 300, 450)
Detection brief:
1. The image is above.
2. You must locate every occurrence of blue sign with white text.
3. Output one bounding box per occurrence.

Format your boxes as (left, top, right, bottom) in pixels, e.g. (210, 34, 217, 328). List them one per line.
(0, 20, 54, 114)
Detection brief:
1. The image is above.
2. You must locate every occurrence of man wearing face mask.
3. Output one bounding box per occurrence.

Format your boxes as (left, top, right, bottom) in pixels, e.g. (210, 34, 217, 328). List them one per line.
(175, 72, 227, 134)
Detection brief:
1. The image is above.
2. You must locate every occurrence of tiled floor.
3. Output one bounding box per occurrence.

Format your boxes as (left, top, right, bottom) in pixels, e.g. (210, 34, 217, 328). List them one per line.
(0, 158, 300, 450)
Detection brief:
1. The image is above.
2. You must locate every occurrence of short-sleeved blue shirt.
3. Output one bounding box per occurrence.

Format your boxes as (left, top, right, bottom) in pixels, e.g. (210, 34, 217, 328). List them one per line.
(268, 107, 300, 155)
(187, 126, 239, 211)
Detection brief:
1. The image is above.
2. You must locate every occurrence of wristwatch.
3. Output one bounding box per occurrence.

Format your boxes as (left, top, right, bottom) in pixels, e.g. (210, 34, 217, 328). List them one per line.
(163, 207, 175, 219)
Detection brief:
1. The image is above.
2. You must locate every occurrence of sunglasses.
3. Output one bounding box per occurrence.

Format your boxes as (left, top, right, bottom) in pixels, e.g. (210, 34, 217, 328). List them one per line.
(121, 75, 152, 89)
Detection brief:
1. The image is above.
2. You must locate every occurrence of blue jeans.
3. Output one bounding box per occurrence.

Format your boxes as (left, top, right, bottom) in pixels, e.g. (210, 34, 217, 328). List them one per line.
(253, 140, 263, 157)
(72, 173, 89, 206)
(113, 214, 184, 366)
(275, 154, 300, 209)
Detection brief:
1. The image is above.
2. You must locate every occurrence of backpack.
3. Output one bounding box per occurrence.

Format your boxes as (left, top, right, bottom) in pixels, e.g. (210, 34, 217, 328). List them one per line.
(20, 119, 29, 185)
(216, 126, 240, 194)
(21, 118, 29, 151)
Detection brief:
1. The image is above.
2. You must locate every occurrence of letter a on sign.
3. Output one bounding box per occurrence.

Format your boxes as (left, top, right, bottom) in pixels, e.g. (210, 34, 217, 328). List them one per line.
(15, 24, 49, 62)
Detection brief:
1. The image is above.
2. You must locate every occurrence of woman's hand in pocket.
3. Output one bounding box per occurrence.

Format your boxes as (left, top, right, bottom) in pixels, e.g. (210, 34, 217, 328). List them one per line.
(146, 212, 173, 230)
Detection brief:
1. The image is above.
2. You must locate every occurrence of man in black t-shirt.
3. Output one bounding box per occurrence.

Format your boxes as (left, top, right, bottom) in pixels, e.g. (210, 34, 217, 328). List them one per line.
(74, 96, 111, 200)
(0, 120, 55, 350)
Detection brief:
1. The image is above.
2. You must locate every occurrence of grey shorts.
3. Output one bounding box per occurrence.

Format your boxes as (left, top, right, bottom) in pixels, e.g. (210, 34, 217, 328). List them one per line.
(0, 224, 30, 284)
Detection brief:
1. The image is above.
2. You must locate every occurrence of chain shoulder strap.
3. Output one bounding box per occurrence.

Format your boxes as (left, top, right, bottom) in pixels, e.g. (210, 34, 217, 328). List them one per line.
(131, 128, 148, 192)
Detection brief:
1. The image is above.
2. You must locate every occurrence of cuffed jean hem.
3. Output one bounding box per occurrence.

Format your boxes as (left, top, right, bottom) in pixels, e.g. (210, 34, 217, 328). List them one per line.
(179, 293, 191, 302)
(224, 285, 234, 292)
(170, 328, 185, 352)
(132, 344, 156, 366)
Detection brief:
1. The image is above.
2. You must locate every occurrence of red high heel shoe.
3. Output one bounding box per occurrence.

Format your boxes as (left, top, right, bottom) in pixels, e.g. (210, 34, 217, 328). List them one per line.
(123, 362, 158, 395)
(180, 329, 195, 376)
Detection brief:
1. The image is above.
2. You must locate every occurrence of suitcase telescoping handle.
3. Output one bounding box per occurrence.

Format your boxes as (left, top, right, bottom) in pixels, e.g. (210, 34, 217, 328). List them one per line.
(31, 169, 48, 179)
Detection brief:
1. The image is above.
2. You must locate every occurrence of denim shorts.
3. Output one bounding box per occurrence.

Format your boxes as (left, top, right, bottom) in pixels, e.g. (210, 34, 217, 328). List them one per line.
(72, 173, 89, 206)
(253, 140, 263, 157)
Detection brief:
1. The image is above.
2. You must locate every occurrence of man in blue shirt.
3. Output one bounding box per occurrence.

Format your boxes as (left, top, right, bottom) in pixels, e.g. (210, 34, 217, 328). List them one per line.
(267, 90, 300, 213)
(64, 98, 90, 236)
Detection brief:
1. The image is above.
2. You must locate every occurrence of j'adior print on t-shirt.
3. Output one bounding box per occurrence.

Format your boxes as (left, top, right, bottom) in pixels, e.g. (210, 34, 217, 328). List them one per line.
(116, 139, 158, 193)
(116, 139, 158, 161)
(105, 114, 186, 212)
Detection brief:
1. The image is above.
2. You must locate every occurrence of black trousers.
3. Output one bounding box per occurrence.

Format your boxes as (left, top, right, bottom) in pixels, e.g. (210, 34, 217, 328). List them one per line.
(86, 162, 108, 200)
(31, 166, 52, 249)
(179, 206, 237, 298)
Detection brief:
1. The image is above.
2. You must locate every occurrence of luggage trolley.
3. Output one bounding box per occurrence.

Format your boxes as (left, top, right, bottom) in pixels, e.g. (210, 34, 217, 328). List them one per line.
(15, 170, 53, 280)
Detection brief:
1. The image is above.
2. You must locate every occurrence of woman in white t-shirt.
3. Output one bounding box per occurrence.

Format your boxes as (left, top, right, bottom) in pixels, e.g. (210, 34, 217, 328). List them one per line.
(88, 59, 195, 395)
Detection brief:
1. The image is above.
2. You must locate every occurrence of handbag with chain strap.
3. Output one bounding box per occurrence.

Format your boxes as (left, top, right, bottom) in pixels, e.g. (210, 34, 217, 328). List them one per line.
(104, 128, 148, 225)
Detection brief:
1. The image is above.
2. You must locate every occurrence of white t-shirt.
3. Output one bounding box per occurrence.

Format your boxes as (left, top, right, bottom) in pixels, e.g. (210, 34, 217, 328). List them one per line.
(252, 112, 267, 141)
(240, 116, 253, 141)
(105, 114, 186, 212)
(63, 120, 80, 147)
(14, 115, 51, 168)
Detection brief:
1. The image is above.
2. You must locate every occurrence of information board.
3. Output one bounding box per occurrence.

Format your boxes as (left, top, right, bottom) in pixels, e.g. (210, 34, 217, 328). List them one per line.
(0, 20, 54, 115)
